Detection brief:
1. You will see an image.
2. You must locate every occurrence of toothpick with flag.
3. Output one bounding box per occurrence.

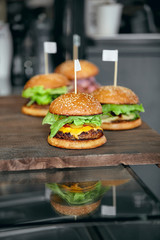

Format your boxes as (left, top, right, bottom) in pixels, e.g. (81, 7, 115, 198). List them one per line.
(74, 59, 81, 94)
(101, 186, 116, 216)
(73, 34, 81, 60)
(102, 50, 118, 87)
(44, 42, 57, 74)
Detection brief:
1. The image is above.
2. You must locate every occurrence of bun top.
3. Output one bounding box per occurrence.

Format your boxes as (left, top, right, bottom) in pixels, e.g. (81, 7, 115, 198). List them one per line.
(92, 86, 139, 104)
(54, 60, 99, 80)
(24, 73, 69, 89)
(49, 92, 102, 116)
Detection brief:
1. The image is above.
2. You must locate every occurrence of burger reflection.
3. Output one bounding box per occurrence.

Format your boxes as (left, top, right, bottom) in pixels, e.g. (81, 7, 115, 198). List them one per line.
(46, 181, 110, 217)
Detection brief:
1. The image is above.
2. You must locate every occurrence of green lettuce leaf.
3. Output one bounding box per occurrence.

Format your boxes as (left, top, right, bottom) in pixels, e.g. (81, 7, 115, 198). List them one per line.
(102, 104, 145, 116)
(22, 86, 67, 105)
(101, 112, 140, 123)
(42, 112, 59, 125)
(46, 181, 110, 205)
(42, 112, 102, 138)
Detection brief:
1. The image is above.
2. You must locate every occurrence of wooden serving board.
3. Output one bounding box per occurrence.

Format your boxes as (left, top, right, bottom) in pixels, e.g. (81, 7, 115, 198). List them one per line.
(0, 96, 160, 171)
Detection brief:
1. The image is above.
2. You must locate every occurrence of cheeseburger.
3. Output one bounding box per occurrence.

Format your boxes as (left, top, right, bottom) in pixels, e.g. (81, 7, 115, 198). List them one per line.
(42, 92, 107, 149)
(47, 181, 109, 216)
(54, 60, 100, 93)
(21, 73, 69, 117)
(92, 86, 145, 130)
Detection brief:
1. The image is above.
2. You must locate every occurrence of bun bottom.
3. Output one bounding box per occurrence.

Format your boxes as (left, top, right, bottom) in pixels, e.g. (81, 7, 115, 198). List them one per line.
(48, 135, 107, 149)
(21, 105, 49, 117)
(102, 118, 142, 130)
(51, 197, 101, 216)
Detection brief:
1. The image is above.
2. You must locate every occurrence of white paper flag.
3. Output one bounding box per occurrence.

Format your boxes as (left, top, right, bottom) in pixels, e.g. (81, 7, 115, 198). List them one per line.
(102, 50, 118, 62)
(74, 59, 81, 71)
(73, 34, 81, 47)
(101, 205, 116, 216)
(44, 42, 57, 54)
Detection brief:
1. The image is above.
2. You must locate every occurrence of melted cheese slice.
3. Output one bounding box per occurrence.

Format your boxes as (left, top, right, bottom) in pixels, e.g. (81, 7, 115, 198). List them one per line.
(59, 125, 102, 139)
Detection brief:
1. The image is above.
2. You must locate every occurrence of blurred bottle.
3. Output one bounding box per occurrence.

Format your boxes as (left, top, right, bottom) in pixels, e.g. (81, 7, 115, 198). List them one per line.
(31, 11, 54, 75)
(0, 21, 13, 95)
(0, 0, 13, 96)
(24, 0, 55, 76)
(22, 33, 35, 82)
(7, 0, 27, 88)
(8, 0, 55, 89)
(53, 0, 86, 66)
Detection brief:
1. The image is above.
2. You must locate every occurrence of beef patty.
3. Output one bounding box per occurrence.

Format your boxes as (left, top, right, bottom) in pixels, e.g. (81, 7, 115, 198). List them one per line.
(55, 129, 103, 140)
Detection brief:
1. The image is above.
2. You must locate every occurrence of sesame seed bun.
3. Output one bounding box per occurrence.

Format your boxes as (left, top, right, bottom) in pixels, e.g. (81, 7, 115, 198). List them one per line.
(47, 93, 106, 149)
(47, 135, 107, 149)
(101, 118, 142, 130)
(101, 179, 130, 186)
(92, 86, 142, 130)
(22, 73, 69, 117)
(92, 86, 139, 105)
(24, 73, 69, 90)
(54, 60, 99, 80)
(49, 92, 102, 116)
(51, 194, 101, 216)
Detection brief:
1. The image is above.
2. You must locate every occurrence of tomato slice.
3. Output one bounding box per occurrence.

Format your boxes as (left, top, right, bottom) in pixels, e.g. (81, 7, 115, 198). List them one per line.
(63, 124, 70, 128)
(83, 123, 96, 127)
(63, 123, 96, 128)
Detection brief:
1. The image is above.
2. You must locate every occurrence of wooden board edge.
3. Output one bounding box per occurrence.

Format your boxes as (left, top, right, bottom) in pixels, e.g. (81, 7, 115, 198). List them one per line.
(0, 153, 160, 172)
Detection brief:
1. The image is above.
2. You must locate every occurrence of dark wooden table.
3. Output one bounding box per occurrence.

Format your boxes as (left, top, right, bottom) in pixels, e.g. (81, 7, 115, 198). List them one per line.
(0, 96, 160, 171)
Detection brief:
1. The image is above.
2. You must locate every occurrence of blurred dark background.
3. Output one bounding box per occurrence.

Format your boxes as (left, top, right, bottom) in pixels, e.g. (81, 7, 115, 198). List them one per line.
(0, 0, 160, 133)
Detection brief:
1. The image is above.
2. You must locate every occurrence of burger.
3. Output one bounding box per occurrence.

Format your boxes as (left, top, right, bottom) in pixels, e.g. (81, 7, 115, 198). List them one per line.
(54, 60, 100, 93)
(21, 73, 69, 117)
(47, 181, 110, 216)
(42, 92, 107, 149)
(92, 85, 145, 130)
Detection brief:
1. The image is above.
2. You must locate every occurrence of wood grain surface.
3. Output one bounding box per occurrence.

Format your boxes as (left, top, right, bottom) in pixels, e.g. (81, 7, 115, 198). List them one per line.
(0, 96, 160, 171)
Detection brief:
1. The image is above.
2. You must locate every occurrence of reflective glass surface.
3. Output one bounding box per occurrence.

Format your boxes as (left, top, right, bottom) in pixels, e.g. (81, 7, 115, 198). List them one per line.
(0, 166, 160, 240)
